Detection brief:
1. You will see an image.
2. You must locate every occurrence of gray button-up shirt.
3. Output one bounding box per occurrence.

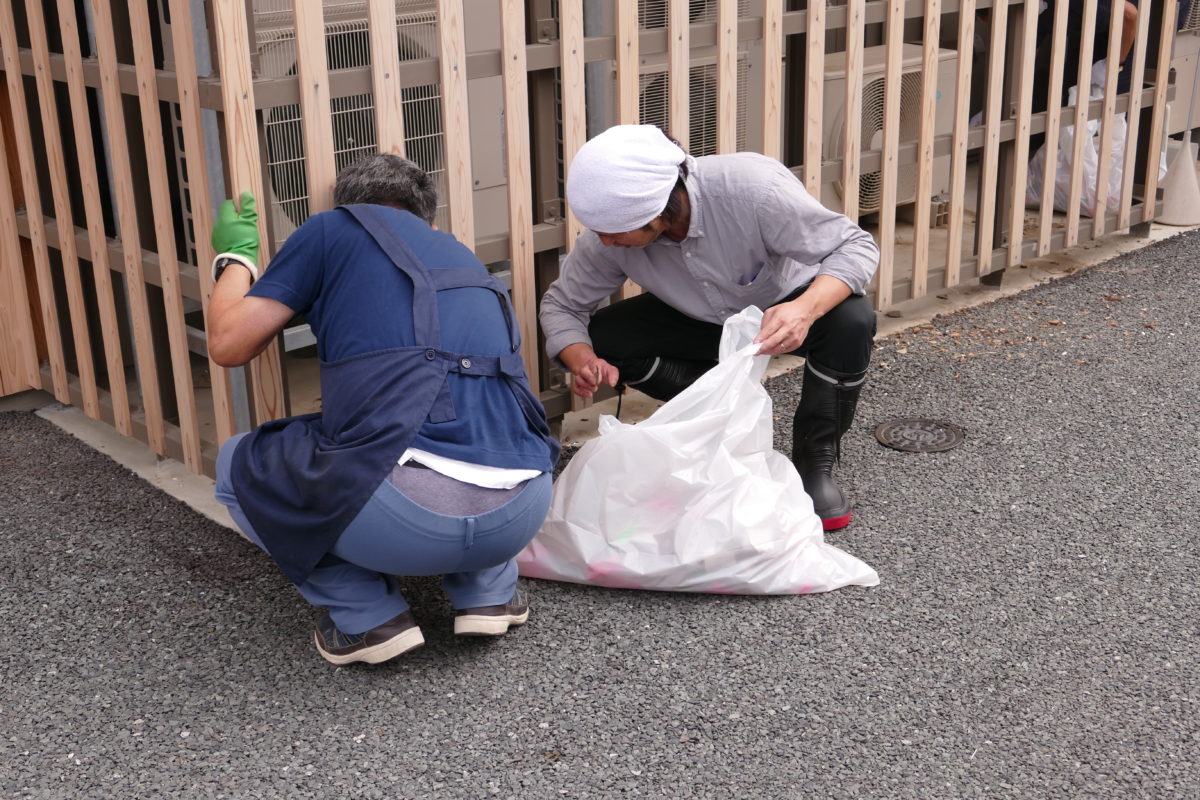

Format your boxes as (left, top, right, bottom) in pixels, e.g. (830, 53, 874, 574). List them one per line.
(540, 152, 880, 362)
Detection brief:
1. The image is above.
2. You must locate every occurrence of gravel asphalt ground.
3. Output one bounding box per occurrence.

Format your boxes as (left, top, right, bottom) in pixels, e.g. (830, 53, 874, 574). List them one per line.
(2, 230, 1197, 799)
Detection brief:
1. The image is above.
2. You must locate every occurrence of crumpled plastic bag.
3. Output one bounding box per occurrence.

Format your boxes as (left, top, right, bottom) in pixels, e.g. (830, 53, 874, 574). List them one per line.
(517, 306, 880, 594)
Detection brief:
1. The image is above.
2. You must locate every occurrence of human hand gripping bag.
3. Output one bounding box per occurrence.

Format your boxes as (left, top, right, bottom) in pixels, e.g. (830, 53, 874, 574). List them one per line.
(517, 306, 879, 594)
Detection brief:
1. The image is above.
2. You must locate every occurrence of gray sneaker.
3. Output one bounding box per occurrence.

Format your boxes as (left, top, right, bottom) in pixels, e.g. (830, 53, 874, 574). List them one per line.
(313, 610, 424, 665)
(453, 588, 529, 636)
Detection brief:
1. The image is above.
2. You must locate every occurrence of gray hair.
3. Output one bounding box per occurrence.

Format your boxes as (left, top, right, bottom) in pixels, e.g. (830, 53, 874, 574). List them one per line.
(333, 153, 438, 224)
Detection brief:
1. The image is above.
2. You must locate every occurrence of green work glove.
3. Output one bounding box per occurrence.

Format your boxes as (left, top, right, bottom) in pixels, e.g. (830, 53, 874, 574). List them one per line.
(212, 190, 260, 267)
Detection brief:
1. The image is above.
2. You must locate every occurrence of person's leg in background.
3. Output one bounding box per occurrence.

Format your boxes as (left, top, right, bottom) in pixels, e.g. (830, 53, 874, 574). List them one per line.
(587, 293, 722, 401)
(214, 433, 418, 665)
(782, 289, 876, 531)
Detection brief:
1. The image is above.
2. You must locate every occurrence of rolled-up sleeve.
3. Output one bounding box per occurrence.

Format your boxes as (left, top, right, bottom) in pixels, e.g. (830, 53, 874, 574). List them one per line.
(538, 234, 630, 363)
(757, 169, 879, 296)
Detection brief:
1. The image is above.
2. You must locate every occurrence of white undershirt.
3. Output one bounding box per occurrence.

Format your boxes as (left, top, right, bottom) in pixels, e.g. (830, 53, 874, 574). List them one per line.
(398, 447, 542, 490)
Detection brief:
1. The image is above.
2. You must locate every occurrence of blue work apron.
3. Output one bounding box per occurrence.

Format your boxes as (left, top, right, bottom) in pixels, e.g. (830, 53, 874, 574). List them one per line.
(229, 204, 558, 585)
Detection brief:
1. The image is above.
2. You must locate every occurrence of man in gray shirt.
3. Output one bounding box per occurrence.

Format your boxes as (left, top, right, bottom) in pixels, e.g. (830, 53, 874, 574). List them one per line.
(540, 124, 879, 531)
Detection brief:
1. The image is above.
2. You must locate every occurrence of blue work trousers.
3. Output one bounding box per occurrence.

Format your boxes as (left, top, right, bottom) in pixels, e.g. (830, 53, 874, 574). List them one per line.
(215, 434, 551, 634)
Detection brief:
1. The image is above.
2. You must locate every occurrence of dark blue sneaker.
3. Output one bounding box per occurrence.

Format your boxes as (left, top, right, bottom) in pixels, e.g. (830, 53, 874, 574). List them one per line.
(313, 610, 424, 665)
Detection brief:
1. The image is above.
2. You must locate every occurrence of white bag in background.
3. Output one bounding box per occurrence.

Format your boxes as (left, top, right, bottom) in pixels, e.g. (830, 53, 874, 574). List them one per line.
(518, 306, 879, 595)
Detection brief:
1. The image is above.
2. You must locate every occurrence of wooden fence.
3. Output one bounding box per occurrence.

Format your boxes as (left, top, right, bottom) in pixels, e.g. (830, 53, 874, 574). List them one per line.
(0, 0, 1183, 477)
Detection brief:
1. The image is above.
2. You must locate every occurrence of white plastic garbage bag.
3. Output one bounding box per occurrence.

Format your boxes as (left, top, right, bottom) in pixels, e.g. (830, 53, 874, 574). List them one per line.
(517, 307, 880, 594)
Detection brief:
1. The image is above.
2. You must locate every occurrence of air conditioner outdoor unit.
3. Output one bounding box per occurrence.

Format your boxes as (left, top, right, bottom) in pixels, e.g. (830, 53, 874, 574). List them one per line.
(821, 44, 957, 217)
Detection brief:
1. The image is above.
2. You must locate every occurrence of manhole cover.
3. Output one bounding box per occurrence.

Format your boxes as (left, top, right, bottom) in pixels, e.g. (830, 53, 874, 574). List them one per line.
(874, 418, 964, 452)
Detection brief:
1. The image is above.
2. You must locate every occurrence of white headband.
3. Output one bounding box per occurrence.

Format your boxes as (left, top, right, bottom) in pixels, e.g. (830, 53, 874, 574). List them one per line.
(566, 125, 686, 233)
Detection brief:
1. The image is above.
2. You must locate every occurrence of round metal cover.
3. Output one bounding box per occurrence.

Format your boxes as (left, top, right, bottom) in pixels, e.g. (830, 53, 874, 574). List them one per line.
(874, 418, 964, 453)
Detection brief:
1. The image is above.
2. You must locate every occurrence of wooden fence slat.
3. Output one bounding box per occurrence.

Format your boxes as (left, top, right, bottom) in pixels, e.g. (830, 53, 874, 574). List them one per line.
(841, 0, 864, 221)
(716, 2, 737, 154)
(89, 0, 168, 453)
(874, 0, 905, 310)
(911, 0, 941, 300)
(53, 0, 132, 435)
(127, 0, 203, 472)
(669, 0, 690, 149)
(1141, 0, 1178, 224)
(23, 0, 101, 419)
(799, 0, 820, 188)
(1118, 0, 1152, 229)
(212, 0, 287, 426)
(368, 0, 407, 155)
(437, 0, 476, 248)
(944, 0, 975, 288)
(293, 3, 337, 214)
(2, 5, 75, 404)
(166, 0, 237, 446)
(499, 0, 539, 390)
(560, 1, 586, 251)
(616, 0, 639, 125)
(1005, 0, 1039, 267)
(1092, 0, 1126, 236)
(1037, 0, 1070, 256)
(975, 0, 1009, 277)
(0, 102, 39, 392)
(1065, 0, 1098, 246)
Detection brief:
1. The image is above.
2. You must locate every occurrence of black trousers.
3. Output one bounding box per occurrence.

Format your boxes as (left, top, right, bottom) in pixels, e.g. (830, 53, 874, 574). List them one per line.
(588, 286, 877, 379)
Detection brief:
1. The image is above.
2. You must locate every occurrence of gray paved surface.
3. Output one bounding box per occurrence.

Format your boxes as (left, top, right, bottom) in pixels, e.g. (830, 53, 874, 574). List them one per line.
(2, 230, 1198, 799)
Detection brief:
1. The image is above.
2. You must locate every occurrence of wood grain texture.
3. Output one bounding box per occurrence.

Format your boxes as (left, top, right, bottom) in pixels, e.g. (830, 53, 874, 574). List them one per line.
(52, 0, 132, 435)
(368, 0, 407, 155)
(560, 0, 586, 251)
(0, 104, 38, 394)
(945, 0, 975, 289)
(499, 0, 539, 388)
(874, 0, 905, 310)
(1064, 0, 1098, 246)
(801, 0, 820, 188)
(293, 2, 337, 213)
(669, 0, 690, 149)
(975, 0, 1008, 276)
(1037, 0, 1070, 256)
(127, 0, 203, 471)
(716, 1, 737, 154)
(1141, 0, 1178, 223)
(840, 0, 864, 221)
(1006, 0, 1039, 267)
(1118, 0, 1151, 229)
(1091, 0, 1125, 235)
(88, 0, 168, 453)
(212, 0, 287, 425)
(910, 0, 941, 300)
(437, 0, 476, 248)
(166, 0, 237, 445)
(23, 0, 100, 418)
(763, 0, 784, 162)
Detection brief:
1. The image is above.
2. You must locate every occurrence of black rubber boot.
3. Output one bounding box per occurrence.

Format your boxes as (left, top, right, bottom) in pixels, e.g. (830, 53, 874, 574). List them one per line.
(611, 356, 714, 402)
(791, 362, 866, 531)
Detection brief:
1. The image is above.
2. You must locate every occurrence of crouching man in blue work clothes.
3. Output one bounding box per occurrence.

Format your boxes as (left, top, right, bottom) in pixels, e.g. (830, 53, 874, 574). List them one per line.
(540, 125, 879, 531)
(208, 154, 560, 666)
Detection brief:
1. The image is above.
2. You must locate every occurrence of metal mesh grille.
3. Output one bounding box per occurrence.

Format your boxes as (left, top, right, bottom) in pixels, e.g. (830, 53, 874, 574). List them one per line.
(1184, 0, 1200, 34)
(254, 2, 446, 249)
(637, 59, 749, 155)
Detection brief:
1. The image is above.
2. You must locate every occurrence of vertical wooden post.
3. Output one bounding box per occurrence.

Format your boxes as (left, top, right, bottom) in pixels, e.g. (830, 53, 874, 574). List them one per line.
(911, 0, 940, 300)
(127, 0, 204, 472)
(368, 0, 407, 155)
(212, 0, 288, 425)
(0, 101, 38, 394)
(0, 6, 69, 403)
(23, 0, 101, 419)
(499, 0, 539, 389)
(90, 0, 171, 452)
(1036, 0, 1070, 256)
(976, 0, 1009, 276)
(668, 0, 689, 148)
(841, 0, 864, 221)
(615, 0, 640, 125)
(166, 0, 237, 446)
(560, 0, 586, 250)
(1092, 0, 1126, 235)
(716, 2, 737, 153)
(1064, 0, 1098, 246)
(52, 0, 133, 435)
(874, 0, 904, 310)
(1142, 0, 1179, 223)
(945, 0, 975, 289)
(437, 0, 476, 248)
(798, 0, 819, 186)
(1005, 0, 1038, 268)
(293, 3, 337, 213)
(1118, 0, 1152, 229)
